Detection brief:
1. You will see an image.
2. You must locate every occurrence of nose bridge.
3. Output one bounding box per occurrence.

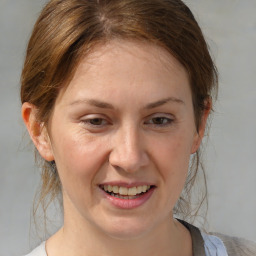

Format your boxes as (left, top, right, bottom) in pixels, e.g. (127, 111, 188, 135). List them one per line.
(109, 123, 148, 172)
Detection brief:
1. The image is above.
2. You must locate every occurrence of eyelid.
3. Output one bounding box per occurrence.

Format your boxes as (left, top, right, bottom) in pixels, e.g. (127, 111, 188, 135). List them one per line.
(80, 113, 109, 120)
(145, 112, 174, 120)
(80, 114, 112, 127)
(144, 113, 175, 126)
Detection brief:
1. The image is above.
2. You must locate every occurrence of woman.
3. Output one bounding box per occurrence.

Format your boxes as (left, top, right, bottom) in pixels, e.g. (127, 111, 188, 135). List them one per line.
(21, 0, 256, 255)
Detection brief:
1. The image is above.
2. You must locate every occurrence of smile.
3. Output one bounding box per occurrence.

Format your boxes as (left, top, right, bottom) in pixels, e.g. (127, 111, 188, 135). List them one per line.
(100, 185, 152, 199)
(99, 184, 156, 209)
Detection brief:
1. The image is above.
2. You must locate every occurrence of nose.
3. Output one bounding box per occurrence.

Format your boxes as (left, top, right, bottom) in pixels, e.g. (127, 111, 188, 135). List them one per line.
(109, 125, 149, 173)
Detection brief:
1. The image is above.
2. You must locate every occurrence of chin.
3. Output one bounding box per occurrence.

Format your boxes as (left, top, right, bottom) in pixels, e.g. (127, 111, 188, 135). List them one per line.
(99, 217, 154, 240)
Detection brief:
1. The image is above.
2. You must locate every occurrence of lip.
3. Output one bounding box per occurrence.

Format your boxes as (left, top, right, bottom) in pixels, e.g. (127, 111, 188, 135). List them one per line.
(98, 183, 156, 209)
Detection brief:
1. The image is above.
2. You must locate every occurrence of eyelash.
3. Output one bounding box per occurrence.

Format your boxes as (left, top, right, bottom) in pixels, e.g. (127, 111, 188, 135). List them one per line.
(144, 116, 174, 127)
(80, 115, 174, 129)
(81, 117, 110, 127)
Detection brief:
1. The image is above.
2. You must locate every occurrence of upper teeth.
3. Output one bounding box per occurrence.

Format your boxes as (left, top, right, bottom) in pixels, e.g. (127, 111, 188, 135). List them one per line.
(102, 185, 151, 196)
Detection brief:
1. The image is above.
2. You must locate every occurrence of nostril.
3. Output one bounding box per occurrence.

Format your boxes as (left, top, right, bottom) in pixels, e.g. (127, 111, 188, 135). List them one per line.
(111, 165, 124, 172)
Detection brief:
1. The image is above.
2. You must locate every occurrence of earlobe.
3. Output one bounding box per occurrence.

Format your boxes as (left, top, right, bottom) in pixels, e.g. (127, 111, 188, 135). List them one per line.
(21, 102, 54, 161)
(191, 133, 200, 154)
(191, 99, 212, 154)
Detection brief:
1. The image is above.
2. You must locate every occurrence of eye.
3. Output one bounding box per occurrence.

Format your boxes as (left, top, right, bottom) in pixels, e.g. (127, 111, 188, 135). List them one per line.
(150, 117, 170, 125)
(81, 116, 110, 128)
(87, 118, 106, 126)
(145, 115, 174, 127)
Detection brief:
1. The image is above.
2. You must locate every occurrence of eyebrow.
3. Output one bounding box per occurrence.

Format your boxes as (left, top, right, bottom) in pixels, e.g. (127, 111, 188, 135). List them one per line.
(70, 99, 115, 109)
(69, 97, 184, 109)
(145, 97, 185, 109)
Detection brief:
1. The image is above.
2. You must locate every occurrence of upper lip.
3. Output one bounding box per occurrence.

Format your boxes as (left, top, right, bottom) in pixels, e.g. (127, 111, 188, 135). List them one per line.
(99, 181, 156, 188)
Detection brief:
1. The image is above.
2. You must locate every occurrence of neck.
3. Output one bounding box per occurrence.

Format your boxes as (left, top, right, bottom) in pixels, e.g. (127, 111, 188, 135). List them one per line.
(46, 198, 192, 256)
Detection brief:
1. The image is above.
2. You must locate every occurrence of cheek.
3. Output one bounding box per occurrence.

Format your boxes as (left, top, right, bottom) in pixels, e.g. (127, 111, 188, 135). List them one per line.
(150, 132, 195, 201)
(153, 131, 194, 171)
(51, 131, 111, 215)
(51, 126, 109, 188)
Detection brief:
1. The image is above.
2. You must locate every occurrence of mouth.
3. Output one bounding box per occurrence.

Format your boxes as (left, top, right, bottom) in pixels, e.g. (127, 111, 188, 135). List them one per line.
(99, 184, 155, 200)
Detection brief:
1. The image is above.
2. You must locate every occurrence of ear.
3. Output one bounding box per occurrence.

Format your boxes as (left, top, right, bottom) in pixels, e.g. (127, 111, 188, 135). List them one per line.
(191, 99, 212, 154)
(21, 102, 54, 161)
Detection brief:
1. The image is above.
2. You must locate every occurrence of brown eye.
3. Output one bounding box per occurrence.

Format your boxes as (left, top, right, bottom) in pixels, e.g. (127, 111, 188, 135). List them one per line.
(151, 117, 170, 125)
(144, 115, 174, 127)
(81, 117, 109, 127)
(89, 118, 105, 125)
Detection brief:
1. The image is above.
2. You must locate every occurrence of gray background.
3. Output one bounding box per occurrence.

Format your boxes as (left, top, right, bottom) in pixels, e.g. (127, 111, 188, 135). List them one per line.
(0, 0, 255, 255)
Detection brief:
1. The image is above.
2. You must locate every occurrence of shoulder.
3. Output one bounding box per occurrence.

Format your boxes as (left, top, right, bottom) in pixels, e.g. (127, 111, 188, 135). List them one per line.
(23, 242, 47, 256)
(212, 233, 256, 256)
(178, 219, 256, 256)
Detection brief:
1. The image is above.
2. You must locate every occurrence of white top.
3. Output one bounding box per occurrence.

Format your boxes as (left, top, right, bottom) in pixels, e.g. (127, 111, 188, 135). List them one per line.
(24, 233, 228, 256)
(25, 241, 46, 256)
(202, 233, 228, 256)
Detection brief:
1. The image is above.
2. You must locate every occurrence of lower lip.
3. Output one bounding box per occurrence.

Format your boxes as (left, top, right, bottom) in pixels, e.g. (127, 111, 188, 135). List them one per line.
(100, 187, 155, 209)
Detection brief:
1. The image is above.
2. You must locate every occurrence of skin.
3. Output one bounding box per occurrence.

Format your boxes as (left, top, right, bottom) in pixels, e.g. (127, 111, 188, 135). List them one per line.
(22, 40, 210, 256)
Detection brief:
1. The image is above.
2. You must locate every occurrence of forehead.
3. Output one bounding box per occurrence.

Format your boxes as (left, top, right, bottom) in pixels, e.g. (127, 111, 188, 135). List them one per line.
(77, 40, 187, 80)
(56, 39, 190, 106)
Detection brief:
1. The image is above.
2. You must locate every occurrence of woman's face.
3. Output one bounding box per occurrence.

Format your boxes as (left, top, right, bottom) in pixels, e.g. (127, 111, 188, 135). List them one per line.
(39, 40, 205, 239)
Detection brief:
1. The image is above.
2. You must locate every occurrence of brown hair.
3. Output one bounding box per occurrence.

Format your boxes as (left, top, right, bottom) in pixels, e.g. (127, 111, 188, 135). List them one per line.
(21, 0, 218, 226)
